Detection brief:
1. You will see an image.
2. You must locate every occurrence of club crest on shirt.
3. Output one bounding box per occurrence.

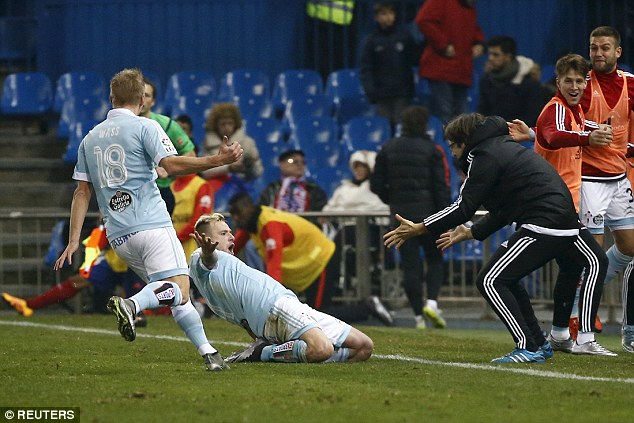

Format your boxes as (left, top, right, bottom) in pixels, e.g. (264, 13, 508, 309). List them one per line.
(593, 214, 604, 226)
(161, 137, 177, 154)
(109, 190, 132, 212)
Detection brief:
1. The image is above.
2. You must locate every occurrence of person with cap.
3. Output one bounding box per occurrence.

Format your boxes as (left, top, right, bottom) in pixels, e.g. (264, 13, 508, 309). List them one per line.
(258, 149, 328, 218)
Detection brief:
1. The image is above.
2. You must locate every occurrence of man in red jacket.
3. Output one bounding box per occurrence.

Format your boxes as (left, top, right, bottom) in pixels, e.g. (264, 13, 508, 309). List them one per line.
(415, 0, 485, 124)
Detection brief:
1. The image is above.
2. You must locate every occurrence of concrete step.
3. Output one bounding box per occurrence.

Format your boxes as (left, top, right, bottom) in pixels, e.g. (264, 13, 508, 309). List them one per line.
(0, 158, 75, 183)
(0, 135, 67, 159)
(0, 182, 75, 208)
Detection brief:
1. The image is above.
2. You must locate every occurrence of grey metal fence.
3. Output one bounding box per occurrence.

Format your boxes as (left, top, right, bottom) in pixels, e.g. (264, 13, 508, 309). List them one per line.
(0, 210, 625, 322)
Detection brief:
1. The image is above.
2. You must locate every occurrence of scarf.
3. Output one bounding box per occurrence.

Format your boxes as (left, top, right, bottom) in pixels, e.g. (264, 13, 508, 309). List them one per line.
(274, 176, 309, 212)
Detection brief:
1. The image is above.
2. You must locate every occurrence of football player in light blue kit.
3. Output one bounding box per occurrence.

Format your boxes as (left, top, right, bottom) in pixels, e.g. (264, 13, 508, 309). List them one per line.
(54, 68, 244, 371)
(189, 213, 374, 363)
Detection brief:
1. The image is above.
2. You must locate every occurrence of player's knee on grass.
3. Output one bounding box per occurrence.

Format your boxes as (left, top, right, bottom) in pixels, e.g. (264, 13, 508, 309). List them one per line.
(305, 339, 334, 362)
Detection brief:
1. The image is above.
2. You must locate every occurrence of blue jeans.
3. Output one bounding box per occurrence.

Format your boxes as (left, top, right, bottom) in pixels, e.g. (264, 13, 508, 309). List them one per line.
(427, 80, 469, 125)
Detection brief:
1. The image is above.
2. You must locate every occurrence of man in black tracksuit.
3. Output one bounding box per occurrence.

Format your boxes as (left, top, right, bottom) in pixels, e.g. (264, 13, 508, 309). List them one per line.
(384, 113, 608, 363)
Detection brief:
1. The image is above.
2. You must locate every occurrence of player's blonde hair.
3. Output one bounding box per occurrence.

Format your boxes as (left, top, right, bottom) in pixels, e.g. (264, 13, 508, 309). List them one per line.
(194, 213, 226, 235)
(110, 68, 145, 107)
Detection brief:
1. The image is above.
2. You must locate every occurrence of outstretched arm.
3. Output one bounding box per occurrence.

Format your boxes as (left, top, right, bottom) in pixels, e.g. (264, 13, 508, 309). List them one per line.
(190, 230, 219, 269)
(384, 214, 428, 249)
(507, 119, 533, 142)
(54, 181, 92, 270)
(436, 225, 473, 251)
(160, 136, 244, 176)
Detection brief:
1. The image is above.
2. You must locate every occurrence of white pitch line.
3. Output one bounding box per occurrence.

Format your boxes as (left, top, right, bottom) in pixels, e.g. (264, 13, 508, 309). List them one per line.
(2, 320, 633, 384)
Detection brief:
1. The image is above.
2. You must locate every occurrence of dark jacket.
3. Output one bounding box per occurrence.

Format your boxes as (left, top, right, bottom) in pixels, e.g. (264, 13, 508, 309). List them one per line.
(370, 133, 451, 221)
(423, 116, 579, 240)
(477, 63, 544, 127)
(359, 24, 417, 103)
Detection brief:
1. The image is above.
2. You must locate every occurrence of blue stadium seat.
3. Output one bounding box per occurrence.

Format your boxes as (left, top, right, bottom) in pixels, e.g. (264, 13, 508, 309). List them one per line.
(282, 94, 333, 136)
(311, 165, 350, 198)
(1, 72, 53, 116)
(57, 96, 108, 139)
(341, 115, 391, 158)
(334, 93, 374, 125)
(169, 96, 214, 148)
(244, 118, 285, 181)
(288, 116, 340, 171)
(53, 71, 107, 114)
(325, 68, 364, 107)
(412, 72, 431, 108)
(62, 120, 97, 164)
(163, 71, 215, 116)
(218, 68, 270, 102)
(235, 95, 274, 121)
(271, 69, 323, 114)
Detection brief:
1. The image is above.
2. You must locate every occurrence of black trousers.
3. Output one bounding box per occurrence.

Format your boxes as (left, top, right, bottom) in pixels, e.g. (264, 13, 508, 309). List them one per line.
(399, 233, 445, 316)
(552, 228, 607, 333)
(476, 227, 606, 352)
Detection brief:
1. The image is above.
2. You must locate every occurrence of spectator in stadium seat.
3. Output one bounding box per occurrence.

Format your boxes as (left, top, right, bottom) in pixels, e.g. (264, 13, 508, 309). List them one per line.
(371, 105, 451, 330)
(478, 35, 544, 127)
(258, 149, 328, 220)
(188, 212, 374, 363)
(384, 112, 610, 363)
(201, 103, 263, 182)
(140, 77, 196, 215)
(323, 150, 389, 295)
(359, 2, 418, 128)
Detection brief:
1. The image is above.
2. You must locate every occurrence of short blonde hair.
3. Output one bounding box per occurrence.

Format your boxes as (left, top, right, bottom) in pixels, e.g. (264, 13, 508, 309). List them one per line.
(110, 68, 144, 107)
(194, 213, 226, 234)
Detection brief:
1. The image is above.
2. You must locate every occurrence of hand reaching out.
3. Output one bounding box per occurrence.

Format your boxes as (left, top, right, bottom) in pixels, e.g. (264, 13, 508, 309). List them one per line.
(436, 225, 473, 251)
(383, 214, 427, 249)
(507, 119, 531, 142)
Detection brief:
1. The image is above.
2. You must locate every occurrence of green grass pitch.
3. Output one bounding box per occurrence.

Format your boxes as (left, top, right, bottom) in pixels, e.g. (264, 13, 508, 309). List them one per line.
(0, 315, 632, 423)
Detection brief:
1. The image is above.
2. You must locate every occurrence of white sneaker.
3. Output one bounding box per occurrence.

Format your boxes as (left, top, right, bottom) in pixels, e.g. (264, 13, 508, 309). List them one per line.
(571, 341, 617, 356)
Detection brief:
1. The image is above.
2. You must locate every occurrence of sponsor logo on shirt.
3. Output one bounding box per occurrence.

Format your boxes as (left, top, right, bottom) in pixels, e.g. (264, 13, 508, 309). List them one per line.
(109, 190, 132, 212)
(161, 137, 177, 154)
(110, 231, 139, 247)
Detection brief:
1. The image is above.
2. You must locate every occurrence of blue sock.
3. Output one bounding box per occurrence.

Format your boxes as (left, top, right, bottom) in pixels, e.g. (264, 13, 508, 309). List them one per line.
(171, 300, 215, 355)
(324, 347, 350, 363)
(605, 245, 633, 284)
(261, 340, 308, 363)
(130, 281, 182, 311)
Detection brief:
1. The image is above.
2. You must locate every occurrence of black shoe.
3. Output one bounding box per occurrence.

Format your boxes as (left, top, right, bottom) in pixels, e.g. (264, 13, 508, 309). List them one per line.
(367, 295, 393, 326)
(224, 339, 268, 363)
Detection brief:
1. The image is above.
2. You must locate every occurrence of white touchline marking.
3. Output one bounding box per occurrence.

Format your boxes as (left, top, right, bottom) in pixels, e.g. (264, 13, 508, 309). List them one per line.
(2, 320, 632, 384)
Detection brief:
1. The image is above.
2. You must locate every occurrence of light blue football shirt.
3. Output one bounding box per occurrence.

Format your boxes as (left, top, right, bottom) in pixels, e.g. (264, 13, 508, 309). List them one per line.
(73, 108, 177, 240)
(189, 248, 297, 337)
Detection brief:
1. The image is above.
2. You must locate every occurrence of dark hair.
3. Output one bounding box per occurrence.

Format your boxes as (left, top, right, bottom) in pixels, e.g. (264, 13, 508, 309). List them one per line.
(555, 54, 590, 80)
(590, 26, 621, 47)
(373, 2, 395, 14)
(278, 149, 305, 162)
(205, 102, 243, 134)
(175, 114, 193, 128)
(487, 35, 517, 57)
(400, 105, 429, 137)
(444, 113, 486, 146)
(228, 191, 254, 213)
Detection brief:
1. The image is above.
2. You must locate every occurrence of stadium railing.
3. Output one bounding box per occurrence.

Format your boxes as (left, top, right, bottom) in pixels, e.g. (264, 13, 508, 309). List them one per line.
(0, 209, 625, 322)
